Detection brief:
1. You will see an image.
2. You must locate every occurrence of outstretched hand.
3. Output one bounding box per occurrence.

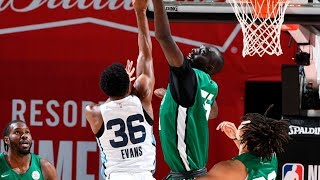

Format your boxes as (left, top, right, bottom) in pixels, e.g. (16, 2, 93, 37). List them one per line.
(216, 121, 238, 140)
(154, 88, 166, 99)
(132, 0, 148, 11)
(126, 59, 136, 82)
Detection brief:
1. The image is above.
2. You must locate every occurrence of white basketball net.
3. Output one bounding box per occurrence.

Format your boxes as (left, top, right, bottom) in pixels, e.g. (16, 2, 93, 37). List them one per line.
(228, 0, 291, 57)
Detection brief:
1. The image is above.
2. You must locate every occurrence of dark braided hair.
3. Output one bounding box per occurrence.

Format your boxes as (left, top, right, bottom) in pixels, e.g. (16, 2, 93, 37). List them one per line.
(240, 113, 290, 160)
(2, 120, 26, 152)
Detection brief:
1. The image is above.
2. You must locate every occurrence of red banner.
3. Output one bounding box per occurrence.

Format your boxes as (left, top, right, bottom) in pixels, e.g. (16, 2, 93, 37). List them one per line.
(0, 0, 296, 179)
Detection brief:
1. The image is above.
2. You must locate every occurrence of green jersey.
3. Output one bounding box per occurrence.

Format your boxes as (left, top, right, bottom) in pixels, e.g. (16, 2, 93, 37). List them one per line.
(160, 67, 218, 172)
(233, 153, 278, 180)
(0, 153, 44, 180)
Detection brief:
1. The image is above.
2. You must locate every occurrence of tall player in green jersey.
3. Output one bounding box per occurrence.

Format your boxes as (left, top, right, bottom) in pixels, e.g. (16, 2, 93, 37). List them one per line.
(151, 0, 224, 178)
(198, 113, 290, 180)
(1, 120, 57, 180)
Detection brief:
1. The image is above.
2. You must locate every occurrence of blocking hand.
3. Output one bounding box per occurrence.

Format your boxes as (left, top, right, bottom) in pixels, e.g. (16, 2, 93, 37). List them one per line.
(154, 88, 166, 99)
(216, 121, 238, 140)
(132, 0, 148, 11)
(125, 59, 136, 82)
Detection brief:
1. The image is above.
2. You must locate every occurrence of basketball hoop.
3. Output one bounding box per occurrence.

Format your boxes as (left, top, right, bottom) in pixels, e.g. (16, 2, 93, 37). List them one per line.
(228, 0, 292, 57)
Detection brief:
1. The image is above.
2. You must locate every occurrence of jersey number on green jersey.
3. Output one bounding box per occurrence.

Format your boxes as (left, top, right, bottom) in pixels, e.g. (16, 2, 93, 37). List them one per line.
(201, 90, 215, 120)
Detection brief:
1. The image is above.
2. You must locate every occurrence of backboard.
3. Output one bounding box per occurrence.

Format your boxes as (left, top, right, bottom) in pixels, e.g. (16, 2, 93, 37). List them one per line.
(147, 0, 320, 25)
(147, 0, 320, 57)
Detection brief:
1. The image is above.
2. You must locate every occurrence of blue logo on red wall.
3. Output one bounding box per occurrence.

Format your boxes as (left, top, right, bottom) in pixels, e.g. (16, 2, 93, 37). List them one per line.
(282, 163, 304, 180)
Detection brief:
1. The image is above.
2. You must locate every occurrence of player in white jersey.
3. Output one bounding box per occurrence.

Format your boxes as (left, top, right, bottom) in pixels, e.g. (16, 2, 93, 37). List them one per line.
(85, 0, 156, 179)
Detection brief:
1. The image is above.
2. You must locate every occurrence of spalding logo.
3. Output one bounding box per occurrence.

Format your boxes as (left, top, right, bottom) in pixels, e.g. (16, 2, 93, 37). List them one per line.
(165, 6, 178, 12)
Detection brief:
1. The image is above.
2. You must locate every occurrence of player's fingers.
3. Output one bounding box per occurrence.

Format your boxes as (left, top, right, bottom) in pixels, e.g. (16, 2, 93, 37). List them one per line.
(230, 123, 237, 129)
(232, 125, 237, 131)
(154, 88, 166, 98)
(221, 122, 236, 130)
(126, 59, 133, 70)
(216, 121, 226, 129)
(126, 59, 131, 68)
(130, 60, 133, 68)
(222, 124, 230, 132)
(217, 121, 228, 130)
(224, 124, 235, 132)
(154, 89, 160, 95)
(216, 122, 224, 130)
(220, 124, 228, 132)
(226, 124, 236, 131)
(130, 67, 135, 76)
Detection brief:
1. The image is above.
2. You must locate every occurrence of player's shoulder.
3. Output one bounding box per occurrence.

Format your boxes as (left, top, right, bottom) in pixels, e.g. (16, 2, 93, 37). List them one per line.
(193, 69, 217, 85)
(207, 160, 247, 180)
(40, 158, 54, 168)
(85, 103, 103, 124)
(85, 103, 102, 116)
(210, 79, 218, 87)
(40, 158, 57, 179)
(210, 160, 241, 172)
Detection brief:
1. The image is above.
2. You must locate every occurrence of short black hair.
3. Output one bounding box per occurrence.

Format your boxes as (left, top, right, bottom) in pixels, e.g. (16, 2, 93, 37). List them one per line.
(100, 63, 130, 97)
(2, 120, 26, 152)
(240, 113, 290, 160)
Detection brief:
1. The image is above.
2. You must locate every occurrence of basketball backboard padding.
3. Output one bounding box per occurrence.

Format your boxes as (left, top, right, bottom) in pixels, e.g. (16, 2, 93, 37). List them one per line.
(310, 25, 320, 35)
(287, 25, 312, 44)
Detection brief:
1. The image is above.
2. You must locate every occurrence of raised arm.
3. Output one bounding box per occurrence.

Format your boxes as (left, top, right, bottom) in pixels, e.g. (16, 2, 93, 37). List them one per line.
(151, 0, 184, 67)
(134, 0, 153, 78)
(132, 0, 155, 119)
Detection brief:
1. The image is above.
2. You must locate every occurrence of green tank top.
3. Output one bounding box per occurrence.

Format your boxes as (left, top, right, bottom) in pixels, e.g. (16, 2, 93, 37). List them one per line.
(159, 69, 218, 172)
(0, 153, 44, 180)
(233, 152, 278, 180)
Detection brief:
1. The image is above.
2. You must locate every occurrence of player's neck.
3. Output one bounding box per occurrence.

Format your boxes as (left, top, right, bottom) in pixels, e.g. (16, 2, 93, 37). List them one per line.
(6, 151, 31, 168)
(110, 96, 126, 101)
(238, 145, 249, 155)
(109, 93, 130, 101)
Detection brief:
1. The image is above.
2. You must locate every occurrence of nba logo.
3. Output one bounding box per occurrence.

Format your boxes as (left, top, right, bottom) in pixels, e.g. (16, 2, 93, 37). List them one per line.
(282, 163, 304, 180)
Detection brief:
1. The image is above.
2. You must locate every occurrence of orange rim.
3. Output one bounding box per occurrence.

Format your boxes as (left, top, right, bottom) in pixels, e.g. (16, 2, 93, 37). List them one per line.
(249, 0, 288, 18)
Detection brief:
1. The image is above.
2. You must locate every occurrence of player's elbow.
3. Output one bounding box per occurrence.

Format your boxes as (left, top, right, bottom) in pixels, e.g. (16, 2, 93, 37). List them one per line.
(209, 102, 218, 119)
(85, 104, 96, 120)
(209, 110, 218, 119)
(138, 53, 152, 63)
(155, 33, 172, 44)
(85, 104, 93, 113)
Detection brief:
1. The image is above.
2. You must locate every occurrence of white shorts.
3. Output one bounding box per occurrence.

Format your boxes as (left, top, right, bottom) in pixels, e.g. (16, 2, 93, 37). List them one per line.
(107, 172, 155, 180)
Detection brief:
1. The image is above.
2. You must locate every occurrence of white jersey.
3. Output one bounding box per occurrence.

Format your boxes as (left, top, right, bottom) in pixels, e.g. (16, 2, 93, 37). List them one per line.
(97, 95, 156, 177)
